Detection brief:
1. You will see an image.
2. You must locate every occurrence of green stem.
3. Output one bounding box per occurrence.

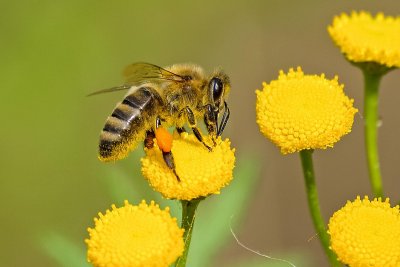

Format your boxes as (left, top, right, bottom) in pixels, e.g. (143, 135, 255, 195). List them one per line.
(175, 198, 202, 267)
(299, 150, 341, 267)
(363, 70, 384, 198)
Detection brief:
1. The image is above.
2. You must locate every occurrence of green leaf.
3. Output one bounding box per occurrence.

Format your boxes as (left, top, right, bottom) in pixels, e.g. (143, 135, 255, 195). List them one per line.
(187, 153, 261, 267)
(38, 232, 90, 267)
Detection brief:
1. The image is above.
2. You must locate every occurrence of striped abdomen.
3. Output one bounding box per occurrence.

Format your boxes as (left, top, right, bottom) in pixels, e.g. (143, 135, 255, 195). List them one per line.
(99, 87, 161, 161)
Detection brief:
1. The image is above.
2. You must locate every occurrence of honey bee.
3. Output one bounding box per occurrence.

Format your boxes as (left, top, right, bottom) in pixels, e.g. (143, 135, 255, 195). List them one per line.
(90, 62, 230, 180)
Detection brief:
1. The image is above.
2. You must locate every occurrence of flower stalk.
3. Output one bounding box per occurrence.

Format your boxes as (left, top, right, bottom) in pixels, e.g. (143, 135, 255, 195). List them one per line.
(353, 61, 393, 198)
(175, 198, 202, 267)
(299, 150, 341, 267)
(362, 69, 384, 198)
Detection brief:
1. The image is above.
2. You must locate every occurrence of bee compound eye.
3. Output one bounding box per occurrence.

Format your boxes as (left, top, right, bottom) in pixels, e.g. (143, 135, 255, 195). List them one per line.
(210, 77, 224, 102)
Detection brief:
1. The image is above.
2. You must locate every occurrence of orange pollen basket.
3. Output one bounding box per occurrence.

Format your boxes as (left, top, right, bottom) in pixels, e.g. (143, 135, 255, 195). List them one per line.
(155, 127, 173, 153)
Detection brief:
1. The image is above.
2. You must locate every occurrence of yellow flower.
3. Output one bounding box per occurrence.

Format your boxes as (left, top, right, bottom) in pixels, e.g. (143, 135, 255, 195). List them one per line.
(328, 196, 400, 267)
(328, 11, 400, 68)
(86, 200, 184, 267)
(141, 132, 235, 200)
(255, 67, 357, 154)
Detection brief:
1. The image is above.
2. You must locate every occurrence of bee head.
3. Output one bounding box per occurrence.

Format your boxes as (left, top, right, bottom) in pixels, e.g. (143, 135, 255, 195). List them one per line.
(205, 71, 230, 137)
(208, 71, 230, 111)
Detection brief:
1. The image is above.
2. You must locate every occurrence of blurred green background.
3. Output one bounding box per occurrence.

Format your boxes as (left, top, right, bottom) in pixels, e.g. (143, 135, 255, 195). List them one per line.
(2, 1, 400, 266)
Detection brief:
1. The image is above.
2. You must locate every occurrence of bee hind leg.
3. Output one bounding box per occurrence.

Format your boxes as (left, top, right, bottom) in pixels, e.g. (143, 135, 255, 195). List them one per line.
(155, 117, 181, 182)
(162, 151, 181, 182)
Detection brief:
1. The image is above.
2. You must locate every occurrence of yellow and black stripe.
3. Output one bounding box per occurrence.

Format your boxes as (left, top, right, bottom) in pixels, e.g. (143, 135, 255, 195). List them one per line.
(99, 87, 162, 161)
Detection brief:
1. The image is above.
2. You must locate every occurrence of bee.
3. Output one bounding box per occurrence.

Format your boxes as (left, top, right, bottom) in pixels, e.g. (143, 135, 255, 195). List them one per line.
(90, 62, 231, 180)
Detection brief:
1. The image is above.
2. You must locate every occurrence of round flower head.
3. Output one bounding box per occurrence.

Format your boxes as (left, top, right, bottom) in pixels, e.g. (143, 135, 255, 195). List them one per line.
(86, 200, 184, 267)
(256, 67, 357, 154)
(328, 196, 400, 267)
(328, 11, 400, 68)
(141, 132, 235, 200)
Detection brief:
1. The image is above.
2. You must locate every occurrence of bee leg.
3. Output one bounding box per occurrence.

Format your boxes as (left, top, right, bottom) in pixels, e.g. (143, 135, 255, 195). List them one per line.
(162, 151, 180, 182)
(203, 104, 218, 146)
(184, 106, 212, 151)
(155, 117, 181, 182)
(144, 130, 156, 149)
(176, 126, 187, 135)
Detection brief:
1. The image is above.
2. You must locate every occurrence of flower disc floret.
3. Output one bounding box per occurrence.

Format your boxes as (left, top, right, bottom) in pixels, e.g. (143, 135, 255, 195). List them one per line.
(328, 11, 400, 68)
(86, 200, 184, 267)
(328, 196, 400, 267)
(141, 133, 235, 200)
(255, 67, 357, 154)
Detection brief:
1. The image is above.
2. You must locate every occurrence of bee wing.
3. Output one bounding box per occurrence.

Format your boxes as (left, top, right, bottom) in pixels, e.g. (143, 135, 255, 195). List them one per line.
(86, 85, 132, 96)
(123, 62, 184, 84)
(87, 62, 184, 97)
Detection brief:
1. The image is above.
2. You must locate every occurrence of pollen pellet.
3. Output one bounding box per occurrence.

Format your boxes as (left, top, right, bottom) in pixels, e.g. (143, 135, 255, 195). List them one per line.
(155, 127, 173, 152)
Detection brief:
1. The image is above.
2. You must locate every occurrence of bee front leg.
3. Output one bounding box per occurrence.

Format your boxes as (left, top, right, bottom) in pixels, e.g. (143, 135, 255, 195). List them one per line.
(154, 117, 181, 182)
(184, 106, 212, 151)
(203, 104, 218, 146)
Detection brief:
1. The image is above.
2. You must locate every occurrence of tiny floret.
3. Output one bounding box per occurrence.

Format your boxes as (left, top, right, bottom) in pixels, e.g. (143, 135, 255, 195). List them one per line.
(86, 200, 184, 267)
(328, 11, 400, 68)
(141, 133, 235, 200)
(255, 67, 357, 154)
(328, 196, 400, 267)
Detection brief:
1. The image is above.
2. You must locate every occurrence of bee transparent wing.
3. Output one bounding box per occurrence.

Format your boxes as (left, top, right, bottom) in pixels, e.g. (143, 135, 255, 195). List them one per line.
(123, 62, 184, 84)
(87, 63, 184, 97)
(86, 85, 131, 96)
